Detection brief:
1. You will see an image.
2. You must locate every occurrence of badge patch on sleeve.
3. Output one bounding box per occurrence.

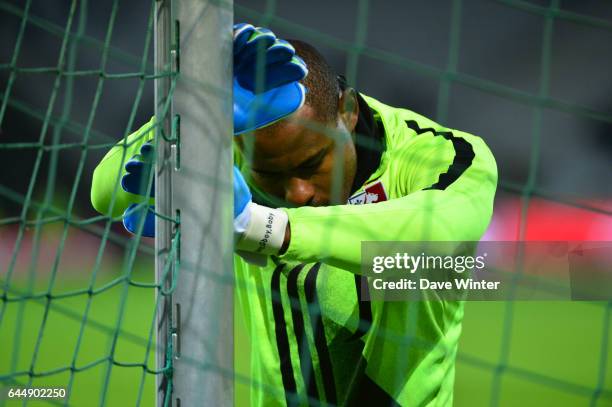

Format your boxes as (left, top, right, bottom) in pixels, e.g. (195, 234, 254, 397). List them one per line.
(348, 180, 388, 205)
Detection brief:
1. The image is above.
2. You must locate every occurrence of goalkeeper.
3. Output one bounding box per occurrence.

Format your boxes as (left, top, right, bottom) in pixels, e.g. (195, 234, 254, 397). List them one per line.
(91, 24, 497, 406)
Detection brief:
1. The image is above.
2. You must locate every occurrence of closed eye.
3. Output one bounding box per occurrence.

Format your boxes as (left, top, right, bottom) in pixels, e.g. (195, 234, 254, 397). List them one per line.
(297, 147, 328, 172)
(252, 147, 329, 177)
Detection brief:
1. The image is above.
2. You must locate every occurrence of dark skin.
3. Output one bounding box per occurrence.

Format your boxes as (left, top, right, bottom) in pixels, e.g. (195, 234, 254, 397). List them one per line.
(236, 88, 360, 252)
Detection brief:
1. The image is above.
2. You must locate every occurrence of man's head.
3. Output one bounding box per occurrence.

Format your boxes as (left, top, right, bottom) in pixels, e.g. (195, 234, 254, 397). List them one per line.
(236, 40, 360, 207)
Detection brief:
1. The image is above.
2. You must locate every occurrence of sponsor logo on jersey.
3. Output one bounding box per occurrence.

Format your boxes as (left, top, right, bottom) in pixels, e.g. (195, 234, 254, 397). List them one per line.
(347, 180, 388, 205)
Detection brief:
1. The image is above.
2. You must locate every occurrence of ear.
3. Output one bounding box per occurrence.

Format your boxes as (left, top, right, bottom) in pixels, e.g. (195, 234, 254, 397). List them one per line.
(338, 87, 359, 132)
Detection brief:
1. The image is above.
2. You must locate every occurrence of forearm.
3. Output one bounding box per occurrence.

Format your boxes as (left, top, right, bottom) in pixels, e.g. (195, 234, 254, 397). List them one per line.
(279, 188, 495, 273)
(90, 117, 156, 217)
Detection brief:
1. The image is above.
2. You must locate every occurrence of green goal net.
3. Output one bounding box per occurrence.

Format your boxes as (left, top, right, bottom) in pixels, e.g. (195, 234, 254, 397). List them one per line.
(1, 0, 611, 406)
(0, 0, 165, 405)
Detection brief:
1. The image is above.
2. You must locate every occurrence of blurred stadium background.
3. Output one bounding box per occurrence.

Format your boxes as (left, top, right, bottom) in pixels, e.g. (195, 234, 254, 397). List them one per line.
(0, 0, 611, 406)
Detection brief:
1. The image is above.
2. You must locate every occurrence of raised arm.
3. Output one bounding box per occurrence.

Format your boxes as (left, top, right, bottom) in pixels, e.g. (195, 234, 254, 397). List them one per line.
(90, 117, 156, 217)
(279, 125, 498, 273)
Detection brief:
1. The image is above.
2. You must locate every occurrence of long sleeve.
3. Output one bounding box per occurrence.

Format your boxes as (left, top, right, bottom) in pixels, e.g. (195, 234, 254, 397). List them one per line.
(90, 117, 156, 217)
(279, 122, 498, 273)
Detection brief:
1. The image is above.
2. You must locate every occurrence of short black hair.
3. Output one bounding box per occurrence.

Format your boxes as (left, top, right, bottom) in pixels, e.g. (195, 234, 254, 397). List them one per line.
(288, 40, 340, 124)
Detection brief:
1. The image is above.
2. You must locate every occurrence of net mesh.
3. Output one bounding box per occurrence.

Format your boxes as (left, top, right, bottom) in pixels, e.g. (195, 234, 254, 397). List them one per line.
(0, 0, 611, 406)
(0, 0, 169, 405)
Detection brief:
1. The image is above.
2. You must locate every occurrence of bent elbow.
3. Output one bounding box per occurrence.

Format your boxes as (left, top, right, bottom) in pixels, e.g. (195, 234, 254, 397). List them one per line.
(90, 166, 110, 215)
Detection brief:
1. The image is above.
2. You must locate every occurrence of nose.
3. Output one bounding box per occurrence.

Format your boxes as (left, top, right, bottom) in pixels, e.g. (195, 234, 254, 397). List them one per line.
(284, 177, 315, 206)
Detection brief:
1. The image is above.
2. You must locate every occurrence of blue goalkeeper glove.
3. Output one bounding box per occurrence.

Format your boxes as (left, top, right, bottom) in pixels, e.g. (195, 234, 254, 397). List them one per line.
(120, 152, 288, 260)
(120, 22, 302, 241)
(122, 202, 155, 238)
(121, 142, 155, 238)
(121, 142, 155, 197)
(233, 23, 308, 135)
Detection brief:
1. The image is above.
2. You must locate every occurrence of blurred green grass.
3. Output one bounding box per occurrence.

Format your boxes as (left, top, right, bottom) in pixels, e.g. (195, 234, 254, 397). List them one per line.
(2, 269, 610, 406)
(455, 301, 611, 407)
(0, 261, 157, 407)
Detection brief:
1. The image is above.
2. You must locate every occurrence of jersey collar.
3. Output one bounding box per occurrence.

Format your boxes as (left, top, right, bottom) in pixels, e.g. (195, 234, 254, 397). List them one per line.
(350, 92, 385, 195)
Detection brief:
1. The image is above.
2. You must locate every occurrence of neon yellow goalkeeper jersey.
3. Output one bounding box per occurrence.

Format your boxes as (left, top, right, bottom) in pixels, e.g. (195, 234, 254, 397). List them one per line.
(90, 94, 497, 407)
(235, 94, 497, 406)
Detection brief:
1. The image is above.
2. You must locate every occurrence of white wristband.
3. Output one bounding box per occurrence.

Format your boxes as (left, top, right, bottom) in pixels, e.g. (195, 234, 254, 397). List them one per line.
(235, 202, 289, 256)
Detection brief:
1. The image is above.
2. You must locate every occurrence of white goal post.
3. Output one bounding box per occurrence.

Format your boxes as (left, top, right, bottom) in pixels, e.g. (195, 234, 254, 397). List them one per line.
(155, 1, 234, 406)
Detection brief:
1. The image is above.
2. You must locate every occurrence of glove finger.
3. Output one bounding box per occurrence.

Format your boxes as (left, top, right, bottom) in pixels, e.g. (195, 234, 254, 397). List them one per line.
(122, 175, 155, 196)
(122, 204, 156, 237)
(122, 166, 155, 196)
(125, 157, 147, 173)
(247, 27, 275, 45)
(235, 37, 294, 75)
(233, 22, 251, 34)
(124, 155, 152, 174)
(265, 39, 295, 65)
(292, 55, 308, 74)
(266, 57, 308, 88)
(239, 58, 308, 91)
(125, 146, 154, 173)
(139, 142, 155, 160)
(234, 27, 276, 71)
(233, 23, 255, 54)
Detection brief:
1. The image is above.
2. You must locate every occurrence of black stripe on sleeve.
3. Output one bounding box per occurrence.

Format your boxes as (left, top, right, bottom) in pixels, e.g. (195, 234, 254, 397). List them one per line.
(304, 263, 338, 404)
(286, 264, 320, 401)
(271, 263, 297, 404)
(405, 120, 475, 190)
